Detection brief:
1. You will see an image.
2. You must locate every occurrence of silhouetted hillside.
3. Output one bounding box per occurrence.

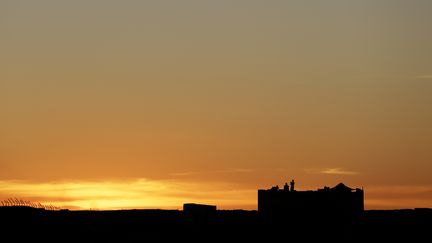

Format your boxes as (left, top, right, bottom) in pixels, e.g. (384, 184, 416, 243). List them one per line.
(1, 206, 431, 242)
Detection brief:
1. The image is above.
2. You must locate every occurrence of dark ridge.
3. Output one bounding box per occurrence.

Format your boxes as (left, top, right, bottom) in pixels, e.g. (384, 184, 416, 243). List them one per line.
(1, 206, 431, 242)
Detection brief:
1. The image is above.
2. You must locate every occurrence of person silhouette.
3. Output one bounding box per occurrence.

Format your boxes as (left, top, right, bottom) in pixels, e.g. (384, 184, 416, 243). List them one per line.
(290, 179, 295, 192)
(284, 183, 289, 191)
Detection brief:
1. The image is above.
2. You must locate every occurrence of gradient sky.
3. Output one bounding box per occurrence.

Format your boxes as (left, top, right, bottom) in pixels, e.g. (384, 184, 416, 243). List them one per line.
(1, 0, 432, 210)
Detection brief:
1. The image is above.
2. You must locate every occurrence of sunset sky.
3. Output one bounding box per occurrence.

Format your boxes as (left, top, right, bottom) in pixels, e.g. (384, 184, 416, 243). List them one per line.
(1, 0, 432, 210)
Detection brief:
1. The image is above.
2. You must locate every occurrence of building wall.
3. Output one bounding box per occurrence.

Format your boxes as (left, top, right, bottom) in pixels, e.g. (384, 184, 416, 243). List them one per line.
(258, 189, 364, 217)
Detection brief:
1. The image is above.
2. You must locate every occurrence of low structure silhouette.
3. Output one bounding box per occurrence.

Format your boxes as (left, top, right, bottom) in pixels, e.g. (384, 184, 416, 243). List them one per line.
(183, 203, 217, 213)
(258, 180, 364, 218)
(183, 203, 216, 218)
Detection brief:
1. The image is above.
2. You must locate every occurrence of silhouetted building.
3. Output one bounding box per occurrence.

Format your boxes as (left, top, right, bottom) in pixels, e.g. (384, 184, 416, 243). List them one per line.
(183, 203, 217, 213)
(258, 181, 364, 218)
(183, 203, 217, 223)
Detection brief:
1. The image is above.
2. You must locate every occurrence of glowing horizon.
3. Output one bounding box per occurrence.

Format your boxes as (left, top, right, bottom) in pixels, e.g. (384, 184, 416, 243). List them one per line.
(1, 178, 431, 210)
(0, 178, 257, 210)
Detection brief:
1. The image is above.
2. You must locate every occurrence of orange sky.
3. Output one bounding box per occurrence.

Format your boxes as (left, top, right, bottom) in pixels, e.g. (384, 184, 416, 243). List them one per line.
(1, 0, 432, 210)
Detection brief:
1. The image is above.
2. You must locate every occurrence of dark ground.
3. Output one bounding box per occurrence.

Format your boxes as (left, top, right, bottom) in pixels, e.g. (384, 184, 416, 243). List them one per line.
(1, 206, 431, 242)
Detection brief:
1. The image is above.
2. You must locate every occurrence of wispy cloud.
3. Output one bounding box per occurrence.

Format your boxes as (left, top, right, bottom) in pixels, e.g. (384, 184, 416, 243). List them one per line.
(304, 167, 359, 175)
(169, 168, 254, 177)
(320, 168, 358, 175)
(168, 172, 198, 176)
(215, 168, 254, 173)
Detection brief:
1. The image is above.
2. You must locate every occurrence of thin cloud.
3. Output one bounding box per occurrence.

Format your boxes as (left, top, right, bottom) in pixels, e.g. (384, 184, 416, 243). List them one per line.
(304, 167, 359, 175)
(214, 168, 254, 173)
(320, 168, 358, 175)
(169, 168, 254, 177)
(168, 172, 198, 177)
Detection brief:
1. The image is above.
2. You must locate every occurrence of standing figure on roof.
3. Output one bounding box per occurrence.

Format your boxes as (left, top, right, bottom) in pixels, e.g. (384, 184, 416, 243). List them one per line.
(283, 182, 289, 191)
(290, 179, 295, 192)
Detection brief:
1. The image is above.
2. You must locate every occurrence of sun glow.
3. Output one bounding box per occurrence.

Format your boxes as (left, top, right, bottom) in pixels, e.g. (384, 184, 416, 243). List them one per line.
(0, 179, 256, 210)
